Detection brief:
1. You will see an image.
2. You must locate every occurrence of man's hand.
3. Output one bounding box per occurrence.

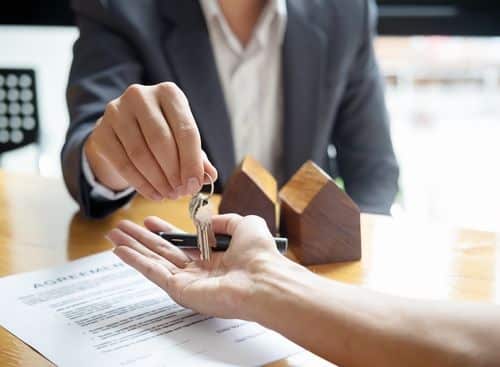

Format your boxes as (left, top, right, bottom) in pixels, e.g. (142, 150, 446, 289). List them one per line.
(108, 214, 285, 320)
(84, 82, 218, 201)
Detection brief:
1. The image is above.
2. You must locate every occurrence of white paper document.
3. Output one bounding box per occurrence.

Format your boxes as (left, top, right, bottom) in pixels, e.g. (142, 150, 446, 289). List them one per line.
(0, 251, 301, 366)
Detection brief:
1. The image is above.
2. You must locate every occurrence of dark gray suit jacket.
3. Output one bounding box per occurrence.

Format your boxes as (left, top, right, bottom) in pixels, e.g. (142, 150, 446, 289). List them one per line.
(62, 0, 399, 219)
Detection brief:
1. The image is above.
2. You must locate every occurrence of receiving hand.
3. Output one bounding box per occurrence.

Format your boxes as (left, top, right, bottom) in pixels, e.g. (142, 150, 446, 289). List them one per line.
(84, 82, 217, 200)
(108, 214, 284, 319)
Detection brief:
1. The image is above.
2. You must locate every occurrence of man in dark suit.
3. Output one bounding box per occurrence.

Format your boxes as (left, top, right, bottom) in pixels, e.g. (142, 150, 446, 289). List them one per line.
(62, 0, 399, 219)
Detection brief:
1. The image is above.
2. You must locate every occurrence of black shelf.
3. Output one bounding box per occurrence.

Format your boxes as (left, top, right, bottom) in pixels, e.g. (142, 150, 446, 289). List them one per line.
(378, 5, 500, 36)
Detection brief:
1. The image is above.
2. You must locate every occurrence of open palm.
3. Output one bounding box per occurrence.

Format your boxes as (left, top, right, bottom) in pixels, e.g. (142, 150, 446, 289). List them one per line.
(109, 214, 281, 320)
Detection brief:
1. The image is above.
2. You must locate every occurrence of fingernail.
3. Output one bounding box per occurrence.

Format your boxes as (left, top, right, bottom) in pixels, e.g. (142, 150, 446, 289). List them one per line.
(152, 192, 163, 201)
(175, 186, 185, 197)
(187, 178, 201, 194)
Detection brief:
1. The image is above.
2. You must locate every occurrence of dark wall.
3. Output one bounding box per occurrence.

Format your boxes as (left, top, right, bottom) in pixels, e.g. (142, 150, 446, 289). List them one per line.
(379, 0, 498, 8)
(0, 1, 74, 26)
(0, 1, 499, 35)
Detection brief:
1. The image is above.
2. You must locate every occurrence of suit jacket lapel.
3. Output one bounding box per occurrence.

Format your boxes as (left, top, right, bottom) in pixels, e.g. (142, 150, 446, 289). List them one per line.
(159, 0, 235, 186)
(282, 0, 327, 179)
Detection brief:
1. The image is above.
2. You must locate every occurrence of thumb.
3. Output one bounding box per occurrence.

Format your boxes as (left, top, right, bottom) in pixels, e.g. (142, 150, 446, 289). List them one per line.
(211, 214, 243, 236)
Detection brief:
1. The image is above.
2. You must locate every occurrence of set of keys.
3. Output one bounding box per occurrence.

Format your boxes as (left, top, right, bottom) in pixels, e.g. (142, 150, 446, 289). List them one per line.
(188, 173, 216, 261)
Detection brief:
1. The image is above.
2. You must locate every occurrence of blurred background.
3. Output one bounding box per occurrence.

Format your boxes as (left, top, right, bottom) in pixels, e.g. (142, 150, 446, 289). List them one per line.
(0, 0, 499, 231)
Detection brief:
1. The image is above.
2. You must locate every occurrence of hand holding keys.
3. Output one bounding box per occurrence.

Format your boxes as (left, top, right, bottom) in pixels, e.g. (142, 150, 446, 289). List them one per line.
(189, 173, 216, 261)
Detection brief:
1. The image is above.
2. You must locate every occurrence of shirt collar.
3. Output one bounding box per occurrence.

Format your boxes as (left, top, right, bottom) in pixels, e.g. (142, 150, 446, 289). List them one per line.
(199, 0, 287, 52)
(255, 0, 287, 47)
(199, 0, 221, 21)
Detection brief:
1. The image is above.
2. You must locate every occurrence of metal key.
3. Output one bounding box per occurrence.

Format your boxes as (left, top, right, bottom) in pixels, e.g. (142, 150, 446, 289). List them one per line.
(189, 193, 214, 261)
(189, 174, 215, 261)
(197, 203, 214, 261)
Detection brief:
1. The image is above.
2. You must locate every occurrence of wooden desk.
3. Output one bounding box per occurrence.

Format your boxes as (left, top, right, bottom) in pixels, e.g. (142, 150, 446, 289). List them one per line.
(0, 171, 498, 367)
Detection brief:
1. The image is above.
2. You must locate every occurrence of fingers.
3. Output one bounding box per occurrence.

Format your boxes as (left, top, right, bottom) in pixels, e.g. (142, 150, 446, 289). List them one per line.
(157, 83, 204, 194)
(113, 246, 172, 291)
(142, 217, 199, 261)
(131, 88, 182, 196)
(92, 82, 218, 201)
(211, 214, 243, 236)
(93, 119, 163, 201)
(117, 220, 190, 268)
(110, 100, 174, 199)
(107, 227, 162, 261)
(202, 151, 218, 184)
(143, 216, 184, 234)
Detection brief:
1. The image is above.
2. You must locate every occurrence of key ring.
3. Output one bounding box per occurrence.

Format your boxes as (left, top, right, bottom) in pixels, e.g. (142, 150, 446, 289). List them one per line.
(200, 172, 214, 199)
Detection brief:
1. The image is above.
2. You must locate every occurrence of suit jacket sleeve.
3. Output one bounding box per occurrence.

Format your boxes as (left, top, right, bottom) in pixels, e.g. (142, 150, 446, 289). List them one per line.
(331, 0, 399, 215)
(62, 1, 142, 218)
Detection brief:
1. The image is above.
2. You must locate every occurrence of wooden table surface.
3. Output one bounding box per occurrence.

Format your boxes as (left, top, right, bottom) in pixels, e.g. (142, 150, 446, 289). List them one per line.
(0, 171, 498, 367)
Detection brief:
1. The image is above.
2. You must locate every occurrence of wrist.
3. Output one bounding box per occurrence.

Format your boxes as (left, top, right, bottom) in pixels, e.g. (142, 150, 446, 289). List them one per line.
(243, 256, 313, 325)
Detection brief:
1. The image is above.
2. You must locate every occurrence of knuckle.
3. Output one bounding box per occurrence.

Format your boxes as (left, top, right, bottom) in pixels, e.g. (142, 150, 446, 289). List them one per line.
(143, 263, 156, 278)
(124, 83, 144, 100)
(158, 83, 189, 108)
(158, 81, 179, 95)
(148, 128, 170, 147)
(104, 100, 119, 118)
(128, 145, 148, 162)
(176, 121, 199, 140)
(177, 120, 196, 132)
(248, 215, 267, 227)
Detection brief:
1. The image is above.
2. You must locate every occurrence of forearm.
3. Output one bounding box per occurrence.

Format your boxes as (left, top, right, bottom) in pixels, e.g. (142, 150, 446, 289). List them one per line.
(248, 258, 500, 367)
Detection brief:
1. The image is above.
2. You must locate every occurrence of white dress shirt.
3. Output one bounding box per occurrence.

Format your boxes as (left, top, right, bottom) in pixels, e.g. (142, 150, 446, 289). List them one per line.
(83, 0, 287, 200)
